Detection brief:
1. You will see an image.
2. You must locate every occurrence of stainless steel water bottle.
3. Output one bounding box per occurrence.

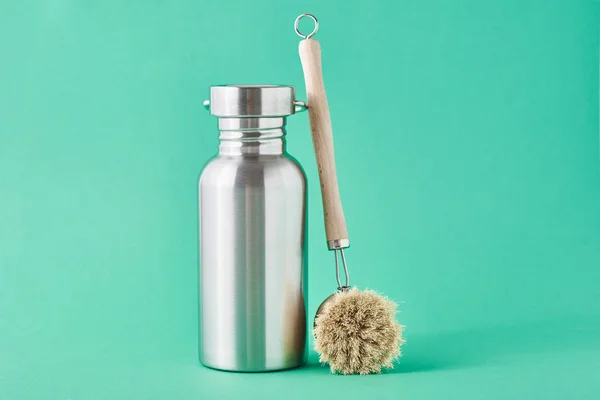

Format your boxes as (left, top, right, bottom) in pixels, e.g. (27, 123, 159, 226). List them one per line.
(199, 85, 308, 372)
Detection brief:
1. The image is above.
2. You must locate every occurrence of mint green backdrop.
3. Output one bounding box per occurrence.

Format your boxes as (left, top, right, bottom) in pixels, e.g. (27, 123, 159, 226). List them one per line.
(1, 1, 599, 399)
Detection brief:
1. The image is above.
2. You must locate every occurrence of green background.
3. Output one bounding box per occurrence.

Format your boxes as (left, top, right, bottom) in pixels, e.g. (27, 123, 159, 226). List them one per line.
(2, 0, 600, 398)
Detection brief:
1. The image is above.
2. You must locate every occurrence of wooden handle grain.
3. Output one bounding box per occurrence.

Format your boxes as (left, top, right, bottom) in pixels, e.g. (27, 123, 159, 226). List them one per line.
(299, 38, 349, 246)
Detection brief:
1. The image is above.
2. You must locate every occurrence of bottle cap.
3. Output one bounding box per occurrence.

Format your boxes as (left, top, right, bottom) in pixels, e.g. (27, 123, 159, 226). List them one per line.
(204, 85, 306, 117)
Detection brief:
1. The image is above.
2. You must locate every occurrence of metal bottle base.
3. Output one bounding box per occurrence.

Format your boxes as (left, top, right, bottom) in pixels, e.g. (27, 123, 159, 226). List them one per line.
(200, 355, 306, 373)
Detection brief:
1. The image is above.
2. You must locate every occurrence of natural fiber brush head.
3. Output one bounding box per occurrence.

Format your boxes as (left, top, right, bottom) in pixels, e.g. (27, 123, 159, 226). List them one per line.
(314, 287, 404, 375)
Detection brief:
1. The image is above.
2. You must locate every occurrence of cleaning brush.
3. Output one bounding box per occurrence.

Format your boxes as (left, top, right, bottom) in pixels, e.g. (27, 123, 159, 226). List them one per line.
(314, 288, 403, 374)
(295, 13, 405, 375)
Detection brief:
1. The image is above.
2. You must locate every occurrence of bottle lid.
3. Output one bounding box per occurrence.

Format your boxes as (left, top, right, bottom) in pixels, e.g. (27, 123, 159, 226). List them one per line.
(204, 85, 306, 117)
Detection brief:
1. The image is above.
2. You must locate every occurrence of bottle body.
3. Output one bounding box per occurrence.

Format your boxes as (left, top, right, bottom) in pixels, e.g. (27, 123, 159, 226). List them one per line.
(199, 130, 307, 371)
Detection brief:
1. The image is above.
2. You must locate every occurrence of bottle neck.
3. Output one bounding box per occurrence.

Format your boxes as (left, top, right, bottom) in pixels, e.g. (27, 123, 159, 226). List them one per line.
(218, 117, 287, 156)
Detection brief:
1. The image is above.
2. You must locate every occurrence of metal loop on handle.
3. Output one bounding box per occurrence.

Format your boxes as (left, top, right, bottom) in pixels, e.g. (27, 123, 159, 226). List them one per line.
(334, 248, 350, 291)
(294, 13, 319, 39)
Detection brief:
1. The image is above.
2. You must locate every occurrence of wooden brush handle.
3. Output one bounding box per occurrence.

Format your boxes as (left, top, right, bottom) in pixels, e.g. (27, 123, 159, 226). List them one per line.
(299, 38, 349, 249)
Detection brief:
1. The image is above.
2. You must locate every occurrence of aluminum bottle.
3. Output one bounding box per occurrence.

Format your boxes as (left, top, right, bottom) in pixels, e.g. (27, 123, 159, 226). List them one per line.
(199, 85, 307, 372)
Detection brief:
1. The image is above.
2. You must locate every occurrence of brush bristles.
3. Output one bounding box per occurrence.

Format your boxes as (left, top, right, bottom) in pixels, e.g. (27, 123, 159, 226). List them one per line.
(313, 288, 404, 375)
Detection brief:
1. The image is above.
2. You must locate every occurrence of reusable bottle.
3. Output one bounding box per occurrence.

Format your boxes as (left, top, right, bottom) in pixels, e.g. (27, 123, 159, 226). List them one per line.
(199, 85, 308, 372)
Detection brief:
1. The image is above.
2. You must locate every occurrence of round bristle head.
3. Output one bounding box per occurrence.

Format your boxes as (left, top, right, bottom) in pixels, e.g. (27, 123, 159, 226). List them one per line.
(313, 287, 404, 375)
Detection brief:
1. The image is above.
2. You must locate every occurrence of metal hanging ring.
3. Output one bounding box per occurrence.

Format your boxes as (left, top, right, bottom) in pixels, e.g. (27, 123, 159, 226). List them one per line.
(294, 13, 318, 39)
